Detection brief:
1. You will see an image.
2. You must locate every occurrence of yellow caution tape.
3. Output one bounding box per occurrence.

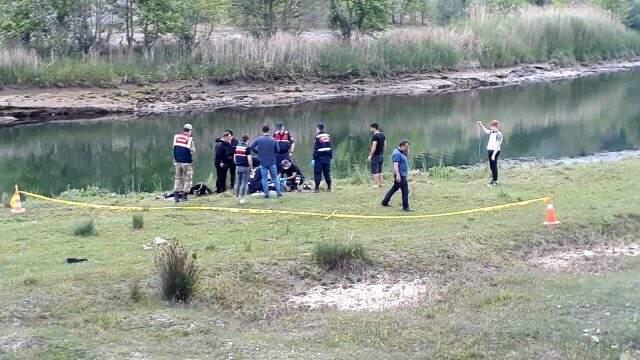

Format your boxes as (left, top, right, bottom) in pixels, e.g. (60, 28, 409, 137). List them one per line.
(18, 190, 550, 220)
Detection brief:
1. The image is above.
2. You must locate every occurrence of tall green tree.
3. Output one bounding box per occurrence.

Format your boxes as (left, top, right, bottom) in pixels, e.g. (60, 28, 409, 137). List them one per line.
(230, 0, 318, 37)
(329, 0, 392, 40)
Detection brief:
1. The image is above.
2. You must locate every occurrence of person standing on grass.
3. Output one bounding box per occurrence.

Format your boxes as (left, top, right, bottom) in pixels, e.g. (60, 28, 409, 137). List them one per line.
(381, 139, 413, 212)
(273, 122, 295, 172)
(367, 122, 387, 188)
(172, 123, 195, 203)
(478, 120, 504, 186)
(250, 125, 282, 198)
(312, 123, 332, 193)
(214, 131, 235, 193)
(234, 134, 253, 198)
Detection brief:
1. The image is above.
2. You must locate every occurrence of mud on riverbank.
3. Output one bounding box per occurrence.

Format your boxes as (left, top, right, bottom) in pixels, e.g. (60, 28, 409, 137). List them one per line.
(1, 60, 640, 127)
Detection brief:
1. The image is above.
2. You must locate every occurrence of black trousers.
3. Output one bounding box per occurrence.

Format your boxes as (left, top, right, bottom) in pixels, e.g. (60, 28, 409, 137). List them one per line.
(382, 176, 409, 210)
(215, 163, 236, 193)
(488, 150, 501, 182)
(314, 158, 332, 190)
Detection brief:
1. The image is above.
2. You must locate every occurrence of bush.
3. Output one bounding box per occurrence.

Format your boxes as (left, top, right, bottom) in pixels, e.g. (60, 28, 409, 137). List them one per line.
(132, 214, 144, 230)
(73, 219, 96, 236)
(155, 240, 201, 303)
(312, 240, 370, 270)
(129, 282, 144, 303)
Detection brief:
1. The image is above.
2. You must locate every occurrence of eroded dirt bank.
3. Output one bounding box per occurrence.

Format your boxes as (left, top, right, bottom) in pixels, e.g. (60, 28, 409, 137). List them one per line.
(1, 60, 639, 126)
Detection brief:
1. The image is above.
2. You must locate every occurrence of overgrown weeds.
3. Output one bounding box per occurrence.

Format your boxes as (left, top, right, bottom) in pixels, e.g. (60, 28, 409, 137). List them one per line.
(73, 219, 96, 236)
(129, 282, 144, 303)
(132, 214, 144, 230)
(312, 240, 370, 271)
(1, 7, 637, 87)
(155, 240, 201, 304)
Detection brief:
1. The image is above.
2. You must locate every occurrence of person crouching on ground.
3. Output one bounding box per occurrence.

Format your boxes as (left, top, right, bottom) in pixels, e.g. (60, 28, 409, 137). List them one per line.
(280, 159, 305, 192)
(368, 122, 386, 188)
(313, 122, 332, 192)
(250, 125, 282, 198)
(234, 134, 253, 198)
(381, 139, 414, 212)
(172, 123, 196, 203)
(478, 120, 504, 186)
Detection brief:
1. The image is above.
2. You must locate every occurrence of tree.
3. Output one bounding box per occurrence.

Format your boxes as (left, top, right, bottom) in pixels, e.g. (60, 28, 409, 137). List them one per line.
(329, 0, 392, 40)
(230, 0, 319, 37)
(136, 0, 186, 52)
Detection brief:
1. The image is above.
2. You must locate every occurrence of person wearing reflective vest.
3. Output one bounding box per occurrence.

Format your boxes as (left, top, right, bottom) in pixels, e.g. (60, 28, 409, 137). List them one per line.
(233, 134, 254, 198)
(312, 123, 332, 192)
(273, 122, 295, 171)
(173, 124, 196, 203)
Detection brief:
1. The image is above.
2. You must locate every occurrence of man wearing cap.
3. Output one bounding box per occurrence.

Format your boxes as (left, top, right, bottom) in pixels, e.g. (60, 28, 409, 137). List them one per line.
(313, 123, 332, 192)
(273, 122, 295, 172)
(172, 124, 196, 203)
(381, 139, 414, 211)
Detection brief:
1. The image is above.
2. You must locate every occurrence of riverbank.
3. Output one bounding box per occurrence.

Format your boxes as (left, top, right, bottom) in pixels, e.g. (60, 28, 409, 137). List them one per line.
(1, 59, 640, 127)
(1, 158, 639, 358)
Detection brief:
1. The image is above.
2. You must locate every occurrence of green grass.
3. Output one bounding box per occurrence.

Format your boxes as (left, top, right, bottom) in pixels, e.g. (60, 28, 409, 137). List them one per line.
(312, 240, 369, 270)
(132, 214, 144, 230)
(72, 219, 96, 236)
(1, 7, 639, 87)
(0, 159, 639, 358)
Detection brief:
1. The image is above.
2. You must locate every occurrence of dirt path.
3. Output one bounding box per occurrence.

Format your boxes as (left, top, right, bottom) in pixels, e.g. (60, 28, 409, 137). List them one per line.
(1, 60, 639, 127)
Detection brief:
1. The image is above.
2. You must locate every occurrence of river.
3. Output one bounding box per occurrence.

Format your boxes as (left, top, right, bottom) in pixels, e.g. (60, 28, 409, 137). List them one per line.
(1, 70, 639, 195)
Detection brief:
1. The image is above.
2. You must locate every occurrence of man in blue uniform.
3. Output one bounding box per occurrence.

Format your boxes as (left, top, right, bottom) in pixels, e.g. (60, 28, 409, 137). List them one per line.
(172, 124, 196, 203)
(313, 123, 332, 192)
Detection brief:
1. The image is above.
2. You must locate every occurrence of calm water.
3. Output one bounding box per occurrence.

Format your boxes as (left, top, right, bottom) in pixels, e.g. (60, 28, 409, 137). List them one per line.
(2, 70, 640, 195)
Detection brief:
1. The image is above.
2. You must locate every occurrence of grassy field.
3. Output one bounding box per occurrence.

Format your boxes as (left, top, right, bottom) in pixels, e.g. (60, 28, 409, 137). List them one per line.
(1, 159, 640, 359)
(1, 7, 640, 87)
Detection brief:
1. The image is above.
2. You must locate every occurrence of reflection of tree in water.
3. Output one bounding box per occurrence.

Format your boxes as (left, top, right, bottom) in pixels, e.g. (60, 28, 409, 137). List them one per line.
(2, 70, 640, 194)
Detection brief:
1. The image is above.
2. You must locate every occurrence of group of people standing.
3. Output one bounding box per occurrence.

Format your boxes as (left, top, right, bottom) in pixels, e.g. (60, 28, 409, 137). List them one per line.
(171, 122, 333, 202)
(171, 119, 504, 211)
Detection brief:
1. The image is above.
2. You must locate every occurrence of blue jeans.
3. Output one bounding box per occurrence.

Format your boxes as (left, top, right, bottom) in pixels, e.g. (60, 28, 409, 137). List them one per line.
(235, 166, 251, 197)
(260, 164, 281, 196)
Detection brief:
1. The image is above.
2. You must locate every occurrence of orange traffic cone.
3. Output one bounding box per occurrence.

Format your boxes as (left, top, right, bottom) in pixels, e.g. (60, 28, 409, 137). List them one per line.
(543, 197, 560, 225)
(9, 185, 26, 214)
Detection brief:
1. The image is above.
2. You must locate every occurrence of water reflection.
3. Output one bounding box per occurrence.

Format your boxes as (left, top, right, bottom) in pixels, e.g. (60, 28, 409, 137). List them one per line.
(1, 70, 639, 195)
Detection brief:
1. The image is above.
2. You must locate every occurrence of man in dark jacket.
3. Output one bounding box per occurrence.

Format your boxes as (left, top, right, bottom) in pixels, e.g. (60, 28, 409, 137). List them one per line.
(214, 130, 237, 193)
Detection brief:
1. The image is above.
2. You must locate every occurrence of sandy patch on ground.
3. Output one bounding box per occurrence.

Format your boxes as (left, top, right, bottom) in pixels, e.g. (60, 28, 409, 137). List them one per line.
(533, 244, 640, 270)
(287, 278, 441, 311)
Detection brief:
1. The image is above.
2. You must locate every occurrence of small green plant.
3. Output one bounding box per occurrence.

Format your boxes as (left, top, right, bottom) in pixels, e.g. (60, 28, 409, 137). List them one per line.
(129, 282, 144, 303)
(429, 166, 460, 180)
(243, 239, 252, 253)
(155, 240, 201, 303)
(73, 219, 96, 236)
(132, 214, 144, 229)
(23, 276, 38, 285)
(312, 240, 370, 270)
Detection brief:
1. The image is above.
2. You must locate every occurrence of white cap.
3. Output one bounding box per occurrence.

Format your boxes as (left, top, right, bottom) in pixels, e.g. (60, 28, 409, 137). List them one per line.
(184, 124, 193, 131)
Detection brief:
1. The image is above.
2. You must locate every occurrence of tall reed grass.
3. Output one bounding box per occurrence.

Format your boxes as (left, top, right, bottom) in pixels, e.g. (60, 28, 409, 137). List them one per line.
(0, 7, 638, 87)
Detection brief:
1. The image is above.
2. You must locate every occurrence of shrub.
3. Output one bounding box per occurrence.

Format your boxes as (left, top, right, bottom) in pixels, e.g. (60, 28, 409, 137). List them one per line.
(132, 214, 144, 230)
(312, 240, 370, 270)
(129, 282, 144, 303)
(73, 219, 96, 236)
(155, 240, 201, 303)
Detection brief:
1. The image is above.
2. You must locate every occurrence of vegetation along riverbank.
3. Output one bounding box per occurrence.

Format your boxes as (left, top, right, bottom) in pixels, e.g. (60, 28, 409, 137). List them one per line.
(2, 4, 640, 124)
(1, 158, 639, 358)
